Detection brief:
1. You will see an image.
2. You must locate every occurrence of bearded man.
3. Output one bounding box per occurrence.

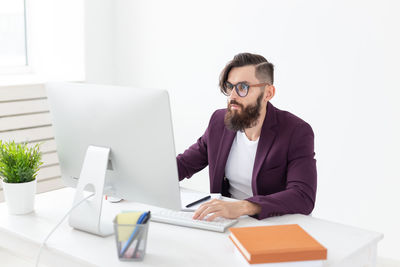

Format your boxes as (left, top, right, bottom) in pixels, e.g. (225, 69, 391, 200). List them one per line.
(176, 53, 317, 221)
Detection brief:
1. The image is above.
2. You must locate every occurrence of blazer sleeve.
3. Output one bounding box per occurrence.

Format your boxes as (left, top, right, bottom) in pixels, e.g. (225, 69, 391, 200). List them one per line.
(176, 111, 217, 181)
(246, 122, 317, 220)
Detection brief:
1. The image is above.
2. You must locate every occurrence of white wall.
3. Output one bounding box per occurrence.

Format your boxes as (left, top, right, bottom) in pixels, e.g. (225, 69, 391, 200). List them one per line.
(84, 0, 114, 84)
(85, 0, 400, 260)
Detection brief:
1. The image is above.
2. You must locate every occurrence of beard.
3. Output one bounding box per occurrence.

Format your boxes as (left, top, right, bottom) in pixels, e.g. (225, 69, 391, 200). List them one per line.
(224, 93, 264, 132)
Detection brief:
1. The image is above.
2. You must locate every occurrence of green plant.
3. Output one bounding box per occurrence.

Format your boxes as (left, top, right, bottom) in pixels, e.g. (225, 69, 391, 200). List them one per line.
(0, 140, 43, 183)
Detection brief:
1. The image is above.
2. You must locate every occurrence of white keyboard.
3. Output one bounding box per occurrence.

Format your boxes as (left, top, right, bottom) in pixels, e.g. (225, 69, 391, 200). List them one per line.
(151, 209, 238, 232)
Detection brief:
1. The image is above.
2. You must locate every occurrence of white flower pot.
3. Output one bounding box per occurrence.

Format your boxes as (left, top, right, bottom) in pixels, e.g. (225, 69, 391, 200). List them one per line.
(2, 179, 36, 215)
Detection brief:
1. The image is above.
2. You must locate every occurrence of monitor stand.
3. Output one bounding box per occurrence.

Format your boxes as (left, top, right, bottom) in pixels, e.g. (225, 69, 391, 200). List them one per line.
(68, 145, 114, 237)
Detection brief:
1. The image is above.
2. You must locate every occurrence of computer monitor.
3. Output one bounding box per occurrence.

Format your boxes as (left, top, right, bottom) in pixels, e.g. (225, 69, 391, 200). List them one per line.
(46, 82, 182, 236)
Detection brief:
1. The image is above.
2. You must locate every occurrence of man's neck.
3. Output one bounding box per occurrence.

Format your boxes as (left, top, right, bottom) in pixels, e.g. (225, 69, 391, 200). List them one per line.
(244, 105, 267, 141)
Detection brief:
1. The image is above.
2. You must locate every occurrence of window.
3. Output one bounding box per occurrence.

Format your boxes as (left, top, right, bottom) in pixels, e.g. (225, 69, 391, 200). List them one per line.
(0, 0, 27, 68)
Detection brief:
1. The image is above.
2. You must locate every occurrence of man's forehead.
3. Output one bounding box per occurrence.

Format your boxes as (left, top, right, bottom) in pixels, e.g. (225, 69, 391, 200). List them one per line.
(227, 65, 257, 83)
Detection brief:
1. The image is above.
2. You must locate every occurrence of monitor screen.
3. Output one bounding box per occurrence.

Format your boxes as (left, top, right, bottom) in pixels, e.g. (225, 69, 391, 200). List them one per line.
(46, 82, 182, 211)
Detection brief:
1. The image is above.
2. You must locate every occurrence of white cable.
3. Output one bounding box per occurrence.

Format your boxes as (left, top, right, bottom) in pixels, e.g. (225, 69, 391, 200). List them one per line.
(34, 192, 95, 267)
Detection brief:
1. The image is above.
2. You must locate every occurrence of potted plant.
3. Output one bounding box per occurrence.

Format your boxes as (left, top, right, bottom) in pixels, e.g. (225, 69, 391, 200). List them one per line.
(0, 140, 43, 214)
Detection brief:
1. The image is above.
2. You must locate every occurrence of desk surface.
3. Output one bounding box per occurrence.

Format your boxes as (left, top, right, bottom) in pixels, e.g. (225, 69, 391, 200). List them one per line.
(0, 188, 383, 267)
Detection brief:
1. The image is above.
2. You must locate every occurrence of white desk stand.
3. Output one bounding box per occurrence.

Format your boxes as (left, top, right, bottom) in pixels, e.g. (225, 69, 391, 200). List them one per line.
(69, 145, 113, 236)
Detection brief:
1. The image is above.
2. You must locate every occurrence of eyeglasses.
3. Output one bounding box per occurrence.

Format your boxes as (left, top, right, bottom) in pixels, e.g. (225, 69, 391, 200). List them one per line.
(222, 81, 270, 97)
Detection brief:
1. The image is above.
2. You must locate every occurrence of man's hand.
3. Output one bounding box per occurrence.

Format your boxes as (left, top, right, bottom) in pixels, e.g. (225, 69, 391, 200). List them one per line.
(192, 199, 261, 221)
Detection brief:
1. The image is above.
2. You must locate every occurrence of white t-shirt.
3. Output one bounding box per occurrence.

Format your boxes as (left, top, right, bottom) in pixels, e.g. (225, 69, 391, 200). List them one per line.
(225, 131, 259, 200)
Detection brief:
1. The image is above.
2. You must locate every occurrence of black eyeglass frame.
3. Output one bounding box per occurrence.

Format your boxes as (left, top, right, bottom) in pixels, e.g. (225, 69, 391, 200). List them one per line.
(222, 81, 270, 97)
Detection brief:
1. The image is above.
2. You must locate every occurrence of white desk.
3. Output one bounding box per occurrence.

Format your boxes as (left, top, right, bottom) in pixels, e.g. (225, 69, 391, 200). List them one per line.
(0, 188, 383, 267)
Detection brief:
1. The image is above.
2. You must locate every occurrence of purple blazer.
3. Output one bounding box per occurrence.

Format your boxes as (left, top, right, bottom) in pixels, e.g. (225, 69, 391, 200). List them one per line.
(176, 102, 317, 220)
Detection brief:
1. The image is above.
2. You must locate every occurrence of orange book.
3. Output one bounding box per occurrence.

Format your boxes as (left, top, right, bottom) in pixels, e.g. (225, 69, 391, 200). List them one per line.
(229, 224, 327, 264)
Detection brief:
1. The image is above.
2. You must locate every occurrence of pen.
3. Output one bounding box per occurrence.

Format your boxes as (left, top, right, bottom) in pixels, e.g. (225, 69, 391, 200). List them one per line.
(185, 195, 211, 208)
(132, 212, 151, 258)
(142, 211, 151, 224)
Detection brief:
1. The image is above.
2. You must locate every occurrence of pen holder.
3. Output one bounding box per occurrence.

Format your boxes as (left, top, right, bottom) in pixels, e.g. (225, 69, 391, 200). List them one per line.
(113, 214, 150, 261)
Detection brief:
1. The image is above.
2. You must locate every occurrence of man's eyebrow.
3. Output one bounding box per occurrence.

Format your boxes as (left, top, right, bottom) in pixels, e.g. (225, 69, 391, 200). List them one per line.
(227, 80, 250, 84)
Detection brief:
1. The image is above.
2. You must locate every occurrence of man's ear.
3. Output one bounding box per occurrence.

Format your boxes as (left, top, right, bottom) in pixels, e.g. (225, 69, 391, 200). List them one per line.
(264, 85, 275, 102)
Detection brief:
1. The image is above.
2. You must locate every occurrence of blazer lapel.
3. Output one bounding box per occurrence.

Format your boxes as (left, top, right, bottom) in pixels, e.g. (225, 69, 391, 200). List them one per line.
(212, 127, 235, 193)
(251, 102, 277, 195)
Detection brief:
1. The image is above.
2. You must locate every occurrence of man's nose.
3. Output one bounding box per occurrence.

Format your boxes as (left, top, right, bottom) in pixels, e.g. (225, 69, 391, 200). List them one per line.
(228, 87, 240, 100)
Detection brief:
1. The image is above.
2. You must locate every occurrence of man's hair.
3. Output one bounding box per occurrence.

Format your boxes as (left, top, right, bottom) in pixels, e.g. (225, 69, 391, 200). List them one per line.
(219, 53, 274, 94)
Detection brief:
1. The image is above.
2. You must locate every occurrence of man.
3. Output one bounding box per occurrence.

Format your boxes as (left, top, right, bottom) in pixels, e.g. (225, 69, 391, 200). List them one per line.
(176, 53, 317, 221)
